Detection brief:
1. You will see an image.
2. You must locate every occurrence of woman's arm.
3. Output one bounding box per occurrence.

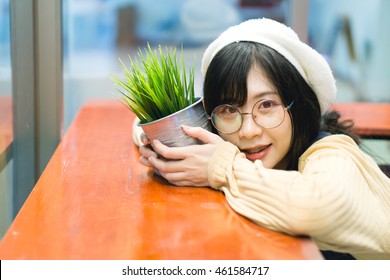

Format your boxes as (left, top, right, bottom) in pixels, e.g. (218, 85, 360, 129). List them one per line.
(133, 121, 390, 258)
(208, 139, 390, 259)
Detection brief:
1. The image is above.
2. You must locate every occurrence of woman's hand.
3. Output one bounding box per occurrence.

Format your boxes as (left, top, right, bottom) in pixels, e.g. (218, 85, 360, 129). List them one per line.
(139, 125, 224, 187)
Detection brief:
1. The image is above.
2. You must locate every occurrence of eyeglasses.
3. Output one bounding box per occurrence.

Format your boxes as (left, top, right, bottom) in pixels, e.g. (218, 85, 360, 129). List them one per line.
(208, 99, 294, 134)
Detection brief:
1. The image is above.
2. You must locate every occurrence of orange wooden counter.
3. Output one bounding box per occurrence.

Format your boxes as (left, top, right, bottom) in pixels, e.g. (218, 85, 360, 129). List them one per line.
(0, 100, 322, 260)
(0, 96, 13, 166)
(332, 102, 390, 139)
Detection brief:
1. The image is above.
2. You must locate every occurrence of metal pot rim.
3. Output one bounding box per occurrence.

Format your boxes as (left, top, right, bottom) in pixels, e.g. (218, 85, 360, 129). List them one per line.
(137, 97, 204, 127)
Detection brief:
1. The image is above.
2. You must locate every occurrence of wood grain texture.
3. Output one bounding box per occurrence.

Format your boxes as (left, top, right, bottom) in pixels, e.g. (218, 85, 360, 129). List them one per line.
(0, 100, 322, 260)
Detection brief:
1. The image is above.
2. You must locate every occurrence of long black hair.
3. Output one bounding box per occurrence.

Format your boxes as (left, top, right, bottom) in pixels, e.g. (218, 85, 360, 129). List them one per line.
(203, 41, 359, 170)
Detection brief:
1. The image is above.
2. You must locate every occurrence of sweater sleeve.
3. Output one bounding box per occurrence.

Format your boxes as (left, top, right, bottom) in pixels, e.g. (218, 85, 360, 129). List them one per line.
(208, 136, 390, 259)
(132, 117, 143, 147)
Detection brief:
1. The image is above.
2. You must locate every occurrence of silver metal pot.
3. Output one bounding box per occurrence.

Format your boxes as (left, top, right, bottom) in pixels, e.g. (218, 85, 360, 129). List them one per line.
(138, 97, 211, 147)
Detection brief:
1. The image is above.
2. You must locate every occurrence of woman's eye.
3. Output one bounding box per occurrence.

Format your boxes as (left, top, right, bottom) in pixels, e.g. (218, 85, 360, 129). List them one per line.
(227, 106, 237, 113)
(260, 100, 278, 109)
(216, 105, 237, 115)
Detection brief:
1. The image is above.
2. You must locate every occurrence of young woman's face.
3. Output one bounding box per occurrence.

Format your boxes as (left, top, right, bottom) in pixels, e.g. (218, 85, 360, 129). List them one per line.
(218, 65, 293, 169)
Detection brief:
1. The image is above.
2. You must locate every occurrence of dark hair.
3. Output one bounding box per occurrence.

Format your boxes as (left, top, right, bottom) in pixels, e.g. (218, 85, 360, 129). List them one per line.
(203, 41, 359, 170)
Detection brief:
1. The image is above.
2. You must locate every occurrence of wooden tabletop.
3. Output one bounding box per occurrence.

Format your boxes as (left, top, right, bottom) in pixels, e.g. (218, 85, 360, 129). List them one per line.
(0, 99, 322, 260)
(331, 102, 390, 139)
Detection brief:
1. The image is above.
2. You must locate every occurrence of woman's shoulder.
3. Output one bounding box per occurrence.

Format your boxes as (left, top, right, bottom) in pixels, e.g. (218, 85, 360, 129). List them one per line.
(299, 134, 387, 179)
(304, 134, 358, 154)
(299, 134, 367, 166)
(298, 134, 390, 186)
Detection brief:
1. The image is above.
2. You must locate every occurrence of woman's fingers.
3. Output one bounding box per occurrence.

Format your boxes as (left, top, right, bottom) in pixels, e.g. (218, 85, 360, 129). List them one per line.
(181, 125, 223, 144)
(139, 127, 222, 187)
(145, 126, 223, 161)
(148, 156, 209, 186)
(147, 153, 186, 173)
(151, 140, 187, 160)
(139, 143, 157, 157)
(140, 132, 149, 145)
(139, 155, 153, 167)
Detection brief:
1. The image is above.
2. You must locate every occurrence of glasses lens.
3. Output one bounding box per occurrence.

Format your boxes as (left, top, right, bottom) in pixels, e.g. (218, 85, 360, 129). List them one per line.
(253, 99, 285, 128)
(210, 100, 288, 133)
(211, 105, 242, 134)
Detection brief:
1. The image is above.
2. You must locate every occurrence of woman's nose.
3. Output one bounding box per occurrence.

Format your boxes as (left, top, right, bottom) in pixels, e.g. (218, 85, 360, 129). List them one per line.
(238, 114, 263, 139)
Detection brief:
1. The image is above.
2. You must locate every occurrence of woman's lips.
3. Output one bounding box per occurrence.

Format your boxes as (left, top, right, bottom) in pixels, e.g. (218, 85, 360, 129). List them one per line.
(243, 144, 271, 161)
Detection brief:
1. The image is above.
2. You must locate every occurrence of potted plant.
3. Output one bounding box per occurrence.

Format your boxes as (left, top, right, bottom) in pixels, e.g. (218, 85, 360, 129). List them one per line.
(111, 44, 211, 147)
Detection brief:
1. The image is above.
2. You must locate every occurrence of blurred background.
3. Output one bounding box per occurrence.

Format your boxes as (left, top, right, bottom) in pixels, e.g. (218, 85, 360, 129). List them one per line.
(1, 0, 390, 237)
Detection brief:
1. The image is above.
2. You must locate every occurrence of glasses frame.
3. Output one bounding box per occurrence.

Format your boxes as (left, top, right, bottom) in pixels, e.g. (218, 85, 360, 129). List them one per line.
(208, 100, 294, 134)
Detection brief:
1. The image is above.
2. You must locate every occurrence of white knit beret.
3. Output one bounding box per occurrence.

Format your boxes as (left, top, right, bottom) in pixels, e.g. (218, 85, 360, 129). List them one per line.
(201, 18, 336, 114)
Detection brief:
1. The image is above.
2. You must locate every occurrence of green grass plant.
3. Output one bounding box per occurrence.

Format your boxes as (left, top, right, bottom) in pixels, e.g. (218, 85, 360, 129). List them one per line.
(111, 43, 196, 123)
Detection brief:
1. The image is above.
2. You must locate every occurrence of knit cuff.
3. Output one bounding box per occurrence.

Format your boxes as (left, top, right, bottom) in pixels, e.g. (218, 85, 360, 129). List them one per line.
(208, 141, 241, 189)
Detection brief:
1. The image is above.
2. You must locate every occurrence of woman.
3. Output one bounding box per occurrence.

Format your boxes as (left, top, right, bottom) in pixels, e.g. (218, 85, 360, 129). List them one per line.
(134, 18, 390, 259)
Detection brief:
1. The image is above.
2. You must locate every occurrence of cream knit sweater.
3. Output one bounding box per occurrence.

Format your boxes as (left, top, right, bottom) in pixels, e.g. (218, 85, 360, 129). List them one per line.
(208, 134, 390, 260)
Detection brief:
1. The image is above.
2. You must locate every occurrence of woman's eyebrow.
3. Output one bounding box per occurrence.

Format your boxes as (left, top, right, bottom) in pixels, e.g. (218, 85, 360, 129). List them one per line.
(253, 91, 279, 99)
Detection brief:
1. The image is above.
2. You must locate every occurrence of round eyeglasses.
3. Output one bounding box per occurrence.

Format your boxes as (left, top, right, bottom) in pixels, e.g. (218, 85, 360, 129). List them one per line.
(208, 99, 294, 134)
